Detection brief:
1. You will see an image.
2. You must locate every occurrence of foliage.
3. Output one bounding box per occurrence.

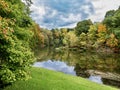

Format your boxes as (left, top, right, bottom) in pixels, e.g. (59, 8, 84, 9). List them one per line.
(105, 10, 115, 18)
(87, 24, 98, 48)
(30, 24, 45, 47)
(32, 7, 120, 53)
(75, 19, 93, 36)
(106, 33, 118, 48)
(103, 7, 120, 49)
(63, 31, 78, 47)
(78, 33, 87, 48)
(0, 0, 34, 87)
(97, 24, 107, 45)
(51, 29, 63, 47)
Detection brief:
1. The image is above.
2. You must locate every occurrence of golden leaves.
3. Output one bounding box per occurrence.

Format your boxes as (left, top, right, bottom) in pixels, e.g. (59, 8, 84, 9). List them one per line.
(106, 33, 118, 48)
(98, 24, 107, 33)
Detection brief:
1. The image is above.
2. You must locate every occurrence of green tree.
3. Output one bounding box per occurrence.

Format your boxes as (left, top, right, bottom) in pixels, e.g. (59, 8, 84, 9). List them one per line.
(103, 7, 120, 48)
(105, 10, 115, 18)
(77, 33, 87, 48)
(87, 24, 98, 48)
(60, 28, 68, 45)
(63, 31, 78, 47)
(75, 19, 92, 36)
(0, 0, 34, 87)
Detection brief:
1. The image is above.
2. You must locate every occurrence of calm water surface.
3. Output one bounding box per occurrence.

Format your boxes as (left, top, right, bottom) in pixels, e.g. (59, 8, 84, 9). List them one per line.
(34, 47, 120, 88)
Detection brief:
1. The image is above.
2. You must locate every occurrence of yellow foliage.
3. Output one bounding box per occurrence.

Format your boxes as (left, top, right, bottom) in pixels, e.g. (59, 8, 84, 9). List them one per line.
(97, 24, 108, 44)
(106, 33, 118, 48)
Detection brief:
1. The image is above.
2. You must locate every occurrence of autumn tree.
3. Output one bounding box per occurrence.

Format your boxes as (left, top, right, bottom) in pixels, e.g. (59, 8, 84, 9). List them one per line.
(77, 33, 87, 48)
(103, 7, 120, 49)
(63, 31, 78, 47)
(31, 24, 45, 47)
(106, 33, 118, 48)
(97, 24, 107, 45)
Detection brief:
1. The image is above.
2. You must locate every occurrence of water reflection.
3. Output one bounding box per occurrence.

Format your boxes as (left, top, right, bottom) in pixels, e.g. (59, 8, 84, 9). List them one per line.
(89, 75, 103, 84)
(34, 60, 103, 84)
(34, 47, 120, 88)
(34, 60, 76, 75)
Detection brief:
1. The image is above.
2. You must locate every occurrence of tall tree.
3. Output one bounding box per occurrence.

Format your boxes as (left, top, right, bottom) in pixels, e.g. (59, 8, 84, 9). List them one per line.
(103, 7, 120, 48)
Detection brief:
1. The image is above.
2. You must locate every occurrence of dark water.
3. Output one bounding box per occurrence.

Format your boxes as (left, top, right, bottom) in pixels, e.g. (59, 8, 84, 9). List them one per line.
(34, 47, 120, 88)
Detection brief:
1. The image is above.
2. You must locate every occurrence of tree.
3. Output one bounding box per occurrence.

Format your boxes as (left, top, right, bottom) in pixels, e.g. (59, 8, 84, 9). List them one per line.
(97, 24, 107, 45)
(60, 28, 68, 45)
(87, 24, 98, 48)
(103, 7, 120, 48)
(31, 24, 45, 47)
(0, 0, 34, 87)
(105, 10, 115, 18)
(51, 29, 61, 46)
(77, 33, 87, 48)
(106, 33, 118, 48)
(75, 19, 92, 36)
(63, 31, 78, 47)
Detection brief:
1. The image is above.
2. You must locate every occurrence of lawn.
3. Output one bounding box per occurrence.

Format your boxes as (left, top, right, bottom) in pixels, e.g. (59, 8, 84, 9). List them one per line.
(4, 67, 117, 90)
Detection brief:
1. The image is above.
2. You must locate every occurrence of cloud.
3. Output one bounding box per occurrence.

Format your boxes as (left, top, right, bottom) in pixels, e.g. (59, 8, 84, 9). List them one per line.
(30, 0, 94, 29)
(30, 0, 120, 29)
(87, 0, 120, 22)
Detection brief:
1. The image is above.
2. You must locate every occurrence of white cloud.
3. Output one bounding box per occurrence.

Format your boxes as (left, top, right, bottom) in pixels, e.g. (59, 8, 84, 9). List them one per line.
(81, 5, 92, 16)
(29, 0, 93, 29)
(61, 13, 82, 22)
(30, 5, 46, 20)
(88, 0, 120, 22)
(29, 0, 120, 29)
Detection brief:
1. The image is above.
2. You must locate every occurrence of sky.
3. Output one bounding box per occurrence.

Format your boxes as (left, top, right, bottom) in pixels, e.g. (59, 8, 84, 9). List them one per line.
(30, 0, 120, 29)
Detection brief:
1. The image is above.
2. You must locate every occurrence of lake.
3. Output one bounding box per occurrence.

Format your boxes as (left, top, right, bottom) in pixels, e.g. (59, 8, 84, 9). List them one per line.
(33, 47, 120, 88)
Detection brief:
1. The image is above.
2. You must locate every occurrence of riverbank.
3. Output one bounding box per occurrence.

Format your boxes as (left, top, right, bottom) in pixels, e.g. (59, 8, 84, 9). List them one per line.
(4, 67, 117, 90)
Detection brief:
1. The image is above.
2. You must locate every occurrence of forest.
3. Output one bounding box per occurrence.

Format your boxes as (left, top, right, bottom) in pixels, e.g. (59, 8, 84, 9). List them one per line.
(0, 0, 120, 89)
(34, 7, 120, 53)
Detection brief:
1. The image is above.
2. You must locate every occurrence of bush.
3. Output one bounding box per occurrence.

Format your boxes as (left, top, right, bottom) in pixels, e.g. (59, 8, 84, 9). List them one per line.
(0, 0, 34, 87)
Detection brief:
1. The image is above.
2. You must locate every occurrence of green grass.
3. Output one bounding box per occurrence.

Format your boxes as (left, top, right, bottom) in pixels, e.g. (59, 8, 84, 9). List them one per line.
(4, 67, 118, 90)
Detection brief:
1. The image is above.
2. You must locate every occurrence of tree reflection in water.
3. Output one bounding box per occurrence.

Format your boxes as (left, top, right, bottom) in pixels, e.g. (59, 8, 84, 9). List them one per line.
(34, 47, 120, 88)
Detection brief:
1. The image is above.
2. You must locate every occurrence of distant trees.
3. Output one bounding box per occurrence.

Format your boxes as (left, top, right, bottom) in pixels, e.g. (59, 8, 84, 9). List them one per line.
(47, 6, 120, 52)
(103, 7, 120, 50)
(37, 6, 120, 52)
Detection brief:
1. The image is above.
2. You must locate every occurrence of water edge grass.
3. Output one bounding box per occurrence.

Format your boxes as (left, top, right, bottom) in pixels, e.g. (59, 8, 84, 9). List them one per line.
(4, 67, 118, 90)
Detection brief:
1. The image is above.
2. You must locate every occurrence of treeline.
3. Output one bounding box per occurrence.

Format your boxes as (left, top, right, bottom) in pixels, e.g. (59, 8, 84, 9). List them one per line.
(35, 7, 120, 53)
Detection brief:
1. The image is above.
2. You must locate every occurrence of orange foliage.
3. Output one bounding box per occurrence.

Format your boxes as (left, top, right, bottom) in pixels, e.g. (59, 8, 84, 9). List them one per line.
(31, 24, 45, 45)
(0, 0, 11, 13)
(0, 16, 14, 39)
(98, 24, 107, 33)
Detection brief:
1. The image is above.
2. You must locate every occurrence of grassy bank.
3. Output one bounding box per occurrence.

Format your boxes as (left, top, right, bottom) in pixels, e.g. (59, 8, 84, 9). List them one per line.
(4, 67, 117, 90)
